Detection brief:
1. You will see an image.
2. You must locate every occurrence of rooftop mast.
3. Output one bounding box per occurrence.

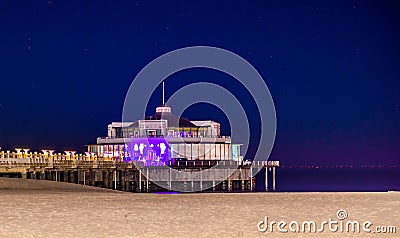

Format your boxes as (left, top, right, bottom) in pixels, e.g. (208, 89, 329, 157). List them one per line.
(162, 81, 165, 105)
(156, 81, 171, 113)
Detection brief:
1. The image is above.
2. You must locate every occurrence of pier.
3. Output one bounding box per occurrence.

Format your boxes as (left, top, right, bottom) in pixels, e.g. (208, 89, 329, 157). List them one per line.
(0, 150, 279, 192)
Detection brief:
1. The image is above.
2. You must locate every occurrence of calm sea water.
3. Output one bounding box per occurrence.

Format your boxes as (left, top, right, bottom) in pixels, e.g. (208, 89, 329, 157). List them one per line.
(255, 168, 400, 192)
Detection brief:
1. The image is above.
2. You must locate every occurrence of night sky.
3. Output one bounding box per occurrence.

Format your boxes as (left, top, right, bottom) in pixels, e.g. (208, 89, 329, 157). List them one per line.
(0, 1, 399, 166)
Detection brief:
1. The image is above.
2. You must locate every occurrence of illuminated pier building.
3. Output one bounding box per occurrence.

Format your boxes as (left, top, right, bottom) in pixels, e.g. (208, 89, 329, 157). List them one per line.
(87, 85, 242, 165)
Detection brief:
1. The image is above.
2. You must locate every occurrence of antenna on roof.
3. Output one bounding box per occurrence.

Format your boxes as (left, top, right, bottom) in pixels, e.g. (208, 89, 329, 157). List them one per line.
(162, 81, 165, 105)
(156, 81, 171, 114)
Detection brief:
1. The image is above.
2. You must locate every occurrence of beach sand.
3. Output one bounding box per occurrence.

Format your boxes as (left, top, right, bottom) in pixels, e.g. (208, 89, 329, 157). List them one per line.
(0, 178, 399, 237)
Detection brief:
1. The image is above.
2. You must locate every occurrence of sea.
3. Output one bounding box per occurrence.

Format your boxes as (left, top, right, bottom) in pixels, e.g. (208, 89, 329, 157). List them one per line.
(254, 167, 400, 192)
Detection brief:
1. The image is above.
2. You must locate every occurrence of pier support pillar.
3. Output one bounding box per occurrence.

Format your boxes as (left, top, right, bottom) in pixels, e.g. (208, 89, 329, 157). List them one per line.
(121, 171, 125, 191)
(96, 170, 100, 186)
(125, 171, 129, 191)
(250, 168, 253, 191)
(107, 170, 111, 189)
(98, 170, 104, 187)
(265, 167, 268, 192)
(107, 170, 112, 189)
(90, 170, 95, 186)
(168, 168, 172, 191)
(104, 171, 108, 188)
(212, 180, 215, 191)
(123, 171, 126, 191)
(272, 167, 276, 191)
(146, 168, 149, 192)
(199, 170, 203, 192)
(104, 171, 109, 188)
(128, 171, 132, 192)
(121, 171, 126, 191)
(138, 169, 142, 192)
(239, 167, 244, 191)
(114, 170, 117, 190)
(125, 171, 128, 191)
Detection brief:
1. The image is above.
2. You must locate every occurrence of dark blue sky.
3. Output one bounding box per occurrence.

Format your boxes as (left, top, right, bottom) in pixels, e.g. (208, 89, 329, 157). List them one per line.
(0, 1, 399, 165)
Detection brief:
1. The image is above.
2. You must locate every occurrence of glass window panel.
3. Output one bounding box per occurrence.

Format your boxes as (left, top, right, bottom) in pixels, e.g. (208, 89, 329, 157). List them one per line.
(170, 144, 177, 158)
(223, 144, 229, 160)
(185, 144, 192, 159)
(215, 144, 221, 160)
(204, 144, 211, 160)
(210, 144, 216, 160)
(192, 144, 199, 159)
(232, 144, 239, 161)
(178, 144, 185, 158)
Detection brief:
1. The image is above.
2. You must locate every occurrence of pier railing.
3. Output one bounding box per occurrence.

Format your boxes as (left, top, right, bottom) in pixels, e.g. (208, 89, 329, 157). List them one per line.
(0, 150, 102, 161)
(0, 150, 279, 169)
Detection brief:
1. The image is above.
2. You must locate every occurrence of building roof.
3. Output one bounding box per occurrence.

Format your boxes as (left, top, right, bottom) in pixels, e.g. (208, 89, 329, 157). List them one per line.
(144, 112, 198, 128)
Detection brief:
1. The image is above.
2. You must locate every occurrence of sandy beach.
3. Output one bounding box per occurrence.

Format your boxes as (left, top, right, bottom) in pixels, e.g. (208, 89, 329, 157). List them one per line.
(0, 178, 399, 237)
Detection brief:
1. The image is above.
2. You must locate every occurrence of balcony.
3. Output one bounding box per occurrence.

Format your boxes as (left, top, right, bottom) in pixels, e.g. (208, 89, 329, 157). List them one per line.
(97, 136, 232, 144)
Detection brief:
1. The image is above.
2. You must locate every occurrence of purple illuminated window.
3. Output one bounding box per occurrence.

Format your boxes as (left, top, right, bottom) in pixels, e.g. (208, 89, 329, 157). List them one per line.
(125, 137, 170, 165)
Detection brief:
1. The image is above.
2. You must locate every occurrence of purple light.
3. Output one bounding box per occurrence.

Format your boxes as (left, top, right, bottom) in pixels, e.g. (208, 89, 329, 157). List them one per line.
(126, 137, 170, 165)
